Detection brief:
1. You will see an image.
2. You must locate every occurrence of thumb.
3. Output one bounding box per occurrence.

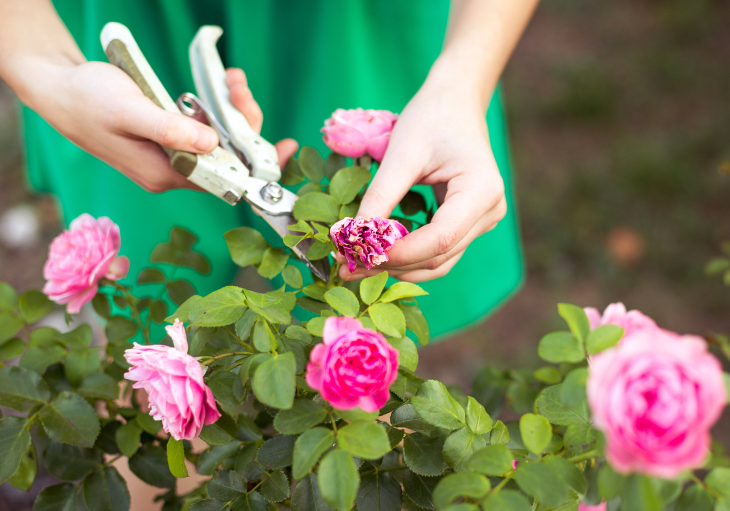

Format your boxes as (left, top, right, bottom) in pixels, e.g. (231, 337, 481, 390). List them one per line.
(120, 96, 219, 153)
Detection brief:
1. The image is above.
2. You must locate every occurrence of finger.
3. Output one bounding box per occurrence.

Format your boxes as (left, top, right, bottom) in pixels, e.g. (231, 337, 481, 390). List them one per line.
(118, 95, 219, 153)
(275, 139, 299, 169)
(226, 68, 263, 133)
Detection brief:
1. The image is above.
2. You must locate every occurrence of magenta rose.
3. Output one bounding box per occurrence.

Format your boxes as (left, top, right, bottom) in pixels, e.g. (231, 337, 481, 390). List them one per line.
(124, 319, 221, 440)
(306, 316, 399, 412)
(321, 108, 398, 161)
(584, 302, 657, 342)
(42, 214, 129, 314)
(587, 328, 726, 478)
(330, 216, 408, 272)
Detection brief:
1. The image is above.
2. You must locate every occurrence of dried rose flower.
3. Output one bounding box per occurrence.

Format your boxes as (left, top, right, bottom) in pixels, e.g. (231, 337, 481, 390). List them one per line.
(330, 216, 408, 272)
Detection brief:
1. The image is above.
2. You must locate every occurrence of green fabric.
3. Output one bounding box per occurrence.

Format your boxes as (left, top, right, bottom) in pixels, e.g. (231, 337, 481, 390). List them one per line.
(23, 0, 523, 340)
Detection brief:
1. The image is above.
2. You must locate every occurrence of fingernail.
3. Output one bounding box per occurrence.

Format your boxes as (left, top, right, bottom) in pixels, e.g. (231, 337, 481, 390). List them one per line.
(194, 127, 217, 151)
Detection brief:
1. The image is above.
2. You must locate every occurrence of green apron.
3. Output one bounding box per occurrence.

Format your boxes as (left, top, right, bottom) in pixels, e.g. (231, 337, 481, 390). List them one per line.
(23, 0, 523, 341)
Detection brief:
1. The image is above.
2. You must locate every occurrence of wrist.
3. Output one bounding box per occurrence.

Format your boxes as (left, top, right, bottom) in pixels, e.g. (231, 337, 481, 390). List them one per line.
(5, 52, 83, 111)
(424, 52, 497, 113)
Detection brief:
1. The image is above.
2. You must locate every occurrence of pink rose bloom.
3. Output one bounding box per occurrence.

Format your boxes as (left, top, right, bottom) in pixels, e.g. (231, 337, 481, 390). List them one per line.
(124, 319, 221, 440)
(321, 108, 398, 161)
(330, 216, 408, 272)
(306, 317, 399, 412)
(587, 329, 726, 478)
(579, 504, 607, 511)
(43, 214, 129, 314)
(584, 303, 658, 342)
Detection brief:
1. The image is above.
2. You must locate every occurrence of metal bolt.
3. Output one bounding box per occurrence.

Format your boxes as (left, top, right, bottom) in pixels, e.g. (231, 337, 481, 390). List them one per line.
(261, 182, 284, 204)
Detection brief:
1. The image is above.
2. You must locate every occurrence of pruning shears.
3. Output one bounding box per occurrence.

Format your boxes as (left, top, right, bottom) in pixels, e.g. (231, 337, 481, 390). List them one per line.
(100, 22, 330, 282)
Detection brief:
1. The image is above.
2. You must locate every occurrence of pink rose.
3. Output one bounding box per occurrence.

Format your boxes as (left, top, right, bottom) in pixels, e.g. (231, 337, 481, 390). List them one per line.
(330, 216, 408, 272)
(124, 319, 221, 440)
(321, 108, 398, 161)
(584, 302, 657, 342)
(579, 503, 607, 511)
(306, 316, 399, 412)
(587, 329, 726, 478)
(43, 214, 129, 314)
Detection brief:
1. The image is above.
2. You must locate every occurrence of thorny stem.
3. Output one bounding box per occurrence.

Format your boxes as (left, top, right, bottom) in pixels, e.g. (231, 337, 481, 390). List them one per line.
(491, 473, 513, 493)
(222, 326, 254, 352)
(690, 473, 722, 499)
(328, 412, 338, 434)
(199, 351, 253, 366)
(566, 449, 599, 464)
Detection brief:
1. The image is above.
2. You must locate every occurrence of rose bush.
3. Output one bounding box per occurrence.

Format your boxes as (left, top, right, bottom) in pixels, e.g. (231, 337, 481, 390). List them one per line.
(1, 144, 730, 511)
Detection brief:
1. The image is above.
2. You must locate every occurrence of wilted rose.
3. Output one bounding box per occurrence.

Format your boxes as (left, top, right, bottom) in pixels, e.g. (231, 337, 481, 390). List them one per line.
(330, 216, 408, 272)
(587, 328, 726, 478)
(306, 316, 399, 412)
(124, 319, 221, 440)
(321, 108, 398, 161)
(42, 214, 129, 313)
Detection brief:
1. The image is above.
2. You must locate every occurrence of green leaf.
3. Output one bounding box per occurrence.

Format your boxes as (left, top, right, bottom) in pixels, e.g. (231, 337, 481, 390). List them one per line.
(329, 166, 371, 204)
(318, 449, 359, 511)
(544, 455, 588, 495)
(115, 420, 142, 457)
(401, 304, 430, 345)
(208, 470, 247, 501)
(293, 193, 340, 224)
(586, 324, 624, 355)
(0, 337, 24, 360)
(520, 413, 552, 455)
(292, 427, 335, 480)
(257, 435, 296, 470)
(563, 423, 597, 456)
(286, 325, 313, 345)
(465, 397, 493, 435)
(252, 352, 296, 409)
(337, 421, 391, 460)
(7, 443, 36, 491)
(291, 473, 334, 511)
(306, 317, 326, 337)
(169, 226, 197, 252)
(391, 404, 434, 433)
(34, 483, 79, 511)
(189, 286, 246, 327)
(283, 265, 304, 289)
(560, 367, 588, 408)
(402, 433, 445, 476)
(399, 191, 428, 216)
(92, 293, 111, 319)
(466, 444, 513, 476)
(258, 248, 289, 279)
(166, 279, 197, 305)
(0, 282, 18, 312)
(299, 146, 325, 182)
(197, 440, 241, 475)
(137, 268, 166, 284)
(179, 250, 211, 274)
(282, 157, 305, 185)
(411, 380, 466, 430)
(707, 468, 730, 498)
(0, 366, 50, 410)
(534, 366, 562, 384)
(58, 324, 93, 349)
(324, 153, 347, 180)
(369, 302, 406, 338)
(167, 437, 188, 478)
(19, 344, 66, 374)
(324, 287, 360, 317)
(443, 427, 487, 472)
(388, 336, 418, 372)
(19, 290, 54, 323)
(558, 303, 590, 342)
(481, 490, 532, 511)
(598, 463, 624, 501)
(619, 474, 662, 511)
(356, 471, 402, 511)
(402, 470, 440, 510)
(39, 391, 101, 447)
(82, 466, 130, 511)
(360, 272, 388, 305)
(136, 411, 162, 435)
(536, 385, 591, 425)
(105, 316, 138, 343)
(274, 399, 327, 435)
(64, 348, 101, 386)
(380, 282, 428, 303)
(490, 420, 510, 445)
(0, 417, 31, 484)
(390, 368, 424, 400)
(190, 500, 229, 511)
(675, 485, 715, 511)
(538, 331, 585, 363)
(262, 470, 290, 502)
(0, 313, 23, 343)
(515, 462, 570, 508)
(45, 442, 102, 480)
(231, 492, 268, 511)
(150, 241, 177, 264)
(253, 317, 278, 352)
(225, 227, 270, 267)
(199, 411, 238, 446)
(432, 472, 490, 509)
(128, 444, 175, 488)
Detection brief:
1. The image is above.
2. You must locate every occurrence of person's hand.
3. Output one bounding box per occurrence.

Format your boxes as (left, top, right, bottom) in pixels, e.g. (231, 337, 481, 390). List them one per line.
(28, 62, 297, 192)
(338, 77, 507, 283)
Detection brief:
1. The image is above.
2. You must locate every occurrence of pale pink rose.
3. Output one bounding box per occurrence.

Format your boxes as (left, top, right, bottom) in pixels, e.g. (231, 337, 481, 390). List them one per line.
(42, 214, 129, 314)
(579, 503, 607, 511)
(306, 317, 399, 412)
(330, 216, 408, 272)
(583, 302, 657, 342)
(124, 319, 221, 440)
(587, 329, 726, 478)
(321, 108, 398, 161)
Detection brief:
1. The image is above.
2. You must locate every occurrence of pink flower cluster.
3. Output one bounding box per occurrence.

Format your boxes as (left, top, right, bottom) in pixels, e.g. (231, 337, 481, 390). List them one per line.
(586, 303, 726, 478)
(330, 216, 408, 272)
(43, 214, 129, 313)
(124, 320, 221, 440)
(306, 317, 399, 412)
(321, 108, 398, 162)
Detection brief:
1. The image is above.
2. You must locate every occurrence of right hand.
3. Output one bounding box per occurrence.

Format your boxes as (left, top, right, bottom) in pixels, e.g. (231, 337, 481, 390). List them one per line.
(30, 62, 297, 192)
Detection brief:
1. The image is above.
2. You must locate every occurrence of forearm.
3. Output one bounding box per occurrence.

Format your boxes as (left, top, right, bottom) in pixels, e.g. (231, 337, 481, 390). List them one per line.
(0, 0, 85, 108)
(429, 0, 540, 110)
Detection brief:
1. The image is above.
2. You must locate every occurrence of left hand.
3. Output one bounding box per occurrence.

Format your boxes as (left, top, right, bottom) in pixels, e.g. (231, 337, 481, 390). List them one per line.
(338, 75, 507, 283)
